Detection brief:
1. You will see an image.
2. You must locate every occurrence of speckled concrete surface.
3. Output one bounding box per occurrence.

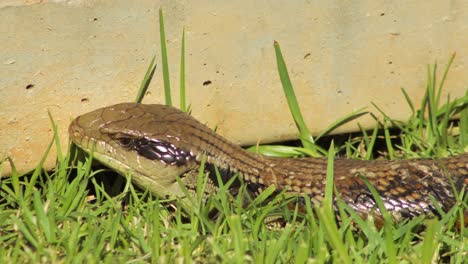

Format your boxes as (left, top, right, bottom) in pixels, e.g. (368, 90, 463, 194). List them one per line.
(1, 0, 467, 176)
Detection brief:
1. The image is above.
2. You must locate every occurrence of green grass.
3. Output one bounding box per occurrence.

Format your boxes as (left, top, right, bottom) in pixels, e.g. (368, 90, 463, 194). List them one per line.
(1, 10, 467, 263)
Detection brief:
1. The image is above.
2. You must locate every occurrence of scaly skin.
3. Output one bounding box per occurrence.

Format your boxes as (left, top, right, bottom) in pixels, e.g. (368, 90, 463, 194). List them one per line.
(69, 103, 467, 224)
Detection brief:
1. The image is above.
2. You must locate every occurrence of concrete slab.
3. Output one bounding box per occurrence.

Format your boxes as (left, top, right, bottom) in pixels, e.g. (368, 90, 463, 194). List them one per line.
(1, 0, 467, 176)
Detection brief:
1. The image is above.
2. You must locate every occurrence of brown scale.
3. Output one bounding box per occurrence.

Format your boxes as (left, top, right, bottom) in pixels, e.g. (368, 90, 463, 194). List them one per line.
(69, 103, 468, 226)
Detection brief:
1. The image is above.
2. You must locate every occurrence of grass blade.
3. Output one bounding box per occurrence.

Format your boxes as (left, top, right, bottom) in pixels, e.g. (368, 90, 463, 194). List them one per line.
(360, 177, 396, 263)
(48, 111, 63, 163)
(436, 53, 455, 107)
(273, 41, 317, 154)
(383, 119, 395, 159)
(420, 220, 441, 263)
(135, 56, 157, 103)
(460, 89, 468, 148)
(400, 87, 415, 116)
(316, 206, 350, 264)
(180, 28, 186, 111)
(324, 141, 335, 208)
(315, 107, 368, 141)
(159, 8, 172, 106)
(427, 64, 439, 140)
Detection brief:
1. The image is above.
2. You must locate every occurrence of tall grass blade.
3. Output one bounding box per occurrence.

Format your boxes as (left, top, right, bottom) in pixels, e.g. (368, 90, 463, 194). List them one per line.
(437, 53, 455, 104)
(180, 28, 186, 111)
(159, 8, 172, 106)
(427, 64, 439, 140)
(273, 41, 316, 154)
(135, 56, 157, 103)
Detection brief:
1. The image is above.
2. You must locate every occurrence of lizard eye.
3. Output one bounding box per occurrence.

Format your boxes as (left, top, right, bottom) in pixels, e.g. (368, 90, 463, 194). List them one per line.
(117, 137, 134, 148)
(110, 133, 136, 148)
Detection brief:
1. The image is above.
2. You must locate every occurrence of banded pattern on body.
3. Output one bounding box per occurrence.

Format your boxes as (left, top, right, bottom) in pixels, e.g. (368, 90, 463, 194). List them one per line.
(69, 103, 468, 224)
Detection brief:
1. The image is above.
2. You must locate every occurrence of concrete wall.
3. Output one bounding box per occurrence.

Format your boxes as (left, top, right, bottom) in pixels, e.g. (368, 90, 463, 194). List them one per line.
(1, 0, 467, 176)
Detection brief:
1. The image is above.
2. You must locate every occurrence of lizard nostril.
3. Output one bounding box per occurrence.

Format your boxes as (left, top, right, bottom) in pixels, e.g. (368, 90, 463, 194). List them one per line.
(72, 129, 81, 138)
(69, 119, 84, 143)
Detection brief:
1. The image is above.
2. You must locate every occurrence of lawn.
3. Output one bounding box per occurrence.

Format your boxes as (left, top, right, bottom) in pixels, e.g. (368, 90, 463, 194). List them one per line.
(0, 10, 466, 263)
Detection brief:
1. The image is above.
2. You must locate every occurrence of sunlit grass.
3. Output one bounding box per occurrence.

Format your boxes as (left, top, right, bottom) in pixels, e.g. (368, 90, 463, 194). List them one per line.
(0, 9, 466, 263)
